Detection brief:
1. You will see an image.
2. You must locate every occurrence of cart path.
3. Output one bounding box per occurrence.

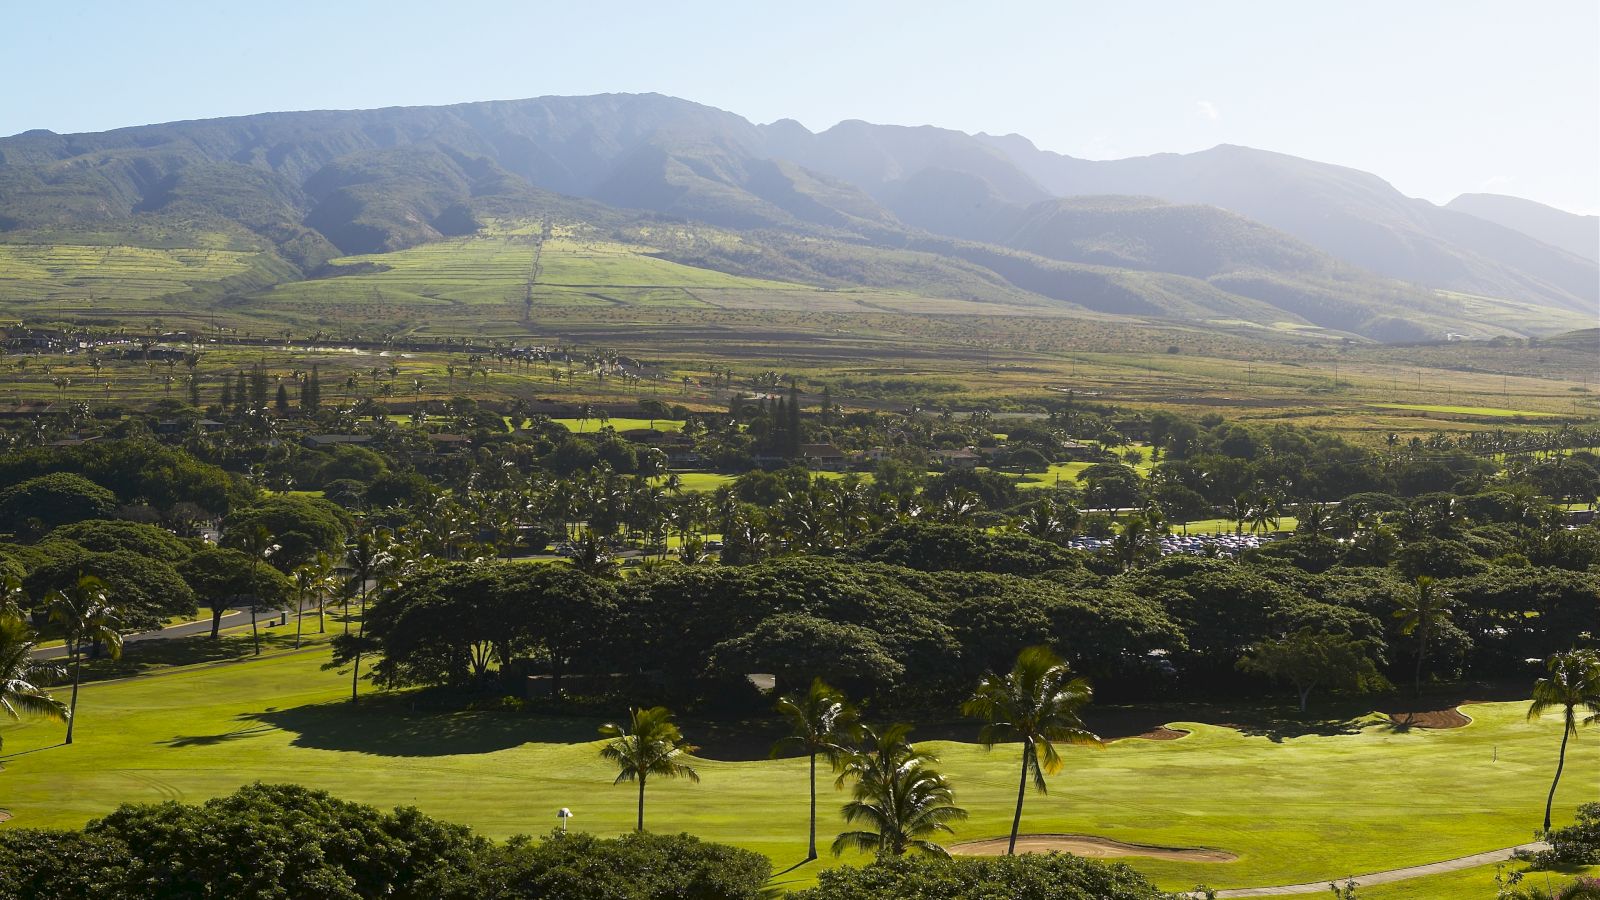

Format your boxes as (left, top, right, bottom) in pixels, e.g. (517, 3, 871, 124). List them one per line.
(1197, 841, 1549, 897)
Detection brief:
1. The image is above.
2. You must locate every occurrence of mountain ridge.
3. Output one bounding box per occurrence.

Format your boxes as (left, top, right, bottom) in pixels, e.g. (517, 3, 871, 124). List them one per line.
(0, 91, 1591, 342)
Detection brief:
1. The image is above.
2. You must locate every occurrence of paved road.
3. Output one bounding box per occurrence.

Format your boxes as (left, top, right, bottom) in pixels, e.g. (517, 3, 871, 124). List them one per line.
(1195, 841, 1549, 897)
(31, 608, 282, 661)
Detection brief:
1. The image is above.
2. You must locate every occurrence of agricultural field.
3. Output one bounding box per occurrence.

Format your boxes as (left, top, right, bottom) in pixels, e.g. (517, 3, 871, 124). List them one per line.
(0, 631, 1587, 894)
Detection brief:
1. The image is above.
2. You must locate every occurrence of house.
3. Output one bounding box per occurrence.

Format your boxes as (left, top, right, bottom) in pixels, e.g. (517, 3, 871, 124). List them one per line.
(664, 445, 704, 467)
(426, 433, 470, 453)
(798, 443, 848, 472)
(1059, 440, 1097, 460)
(303, 434, 374, 449)
(935, 448, 982, 470)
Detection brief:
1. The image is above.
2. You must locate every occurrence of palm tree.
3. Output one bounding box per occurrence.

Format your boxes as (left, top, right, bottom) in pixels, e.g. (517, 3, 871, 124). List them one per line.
(598, 706, 700, 832)
(0, 574, 27, 620)
(962, 645, 1103, 855)
(1394, 576, 1453, 696)
(236, 524, 278, 656)
(832, 723, 967, 858)
(46, 574, 122, 745)
(0, 616, 68, 750)
(1528, 649, 1600, 833)
(771, 678, 863, 860)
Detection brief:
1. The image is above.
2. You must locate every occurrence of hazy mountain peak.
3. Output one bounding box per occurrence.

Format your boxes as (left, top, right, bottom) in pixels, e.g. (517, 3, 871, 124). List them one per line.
(1446, 192, 1598, 263)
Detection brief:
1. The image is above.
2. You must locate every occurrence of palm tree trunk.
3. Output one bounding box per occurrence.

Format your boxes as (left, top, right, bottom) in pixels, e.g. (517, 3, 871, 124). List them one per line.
(250, 604, 260, 655)
(1413, 625, 1429, 697)
(637, 776, 647, 832)
(1543, 719, 1571, 833)
(294, 594, 304, 650)
(808, 750, 819, 860)
(1008, 741, 1031, 855)
(351, 612, 366, 703)
(318, 593, 325, 634)
(64, 643, 82, 745)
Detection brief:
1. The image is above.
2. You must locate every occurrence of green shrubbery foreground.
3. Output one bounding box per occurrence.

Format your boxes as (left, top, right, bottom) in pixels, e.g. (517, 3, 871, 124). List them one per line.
(0, 783, 1172, 899)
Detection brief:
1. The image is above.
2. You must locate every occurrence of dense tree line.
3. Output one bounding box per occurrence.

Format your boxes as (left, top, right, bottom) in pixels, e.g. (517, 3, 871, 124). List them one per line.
(354, 519, 1595, 713)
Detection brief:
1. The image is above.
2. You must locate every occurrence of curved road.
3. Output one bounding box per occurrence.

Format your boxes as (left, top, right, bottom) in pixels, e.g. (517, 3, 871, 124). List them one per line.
(31, 608, 279, 661)
(1193, 841, 1549, 897)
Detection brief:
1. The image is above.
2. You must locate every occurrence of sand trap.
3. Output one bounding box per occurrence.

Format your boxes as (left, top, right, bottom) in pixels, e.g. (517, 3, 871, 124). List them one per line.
(0, 811, 11, 823)
(1136, 726, 1191, 741)
(952, 833, 1237, 862)
(1385, 708, 1471, 729)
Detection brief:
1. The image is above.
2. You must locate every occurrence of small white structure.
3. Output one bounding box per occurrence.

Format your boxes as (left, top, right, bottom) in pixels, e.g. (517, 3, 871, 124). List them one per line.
(557, 807, 573, 832)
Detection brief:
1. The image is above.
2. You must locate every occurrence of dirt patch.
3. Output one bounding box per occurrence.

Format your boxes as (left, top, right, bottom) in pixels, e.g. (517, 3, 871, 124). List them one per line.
(0, 811, 11, 823)
(1384, 708, 1471, 729)
(1135, 726, 1191, 741)
(953, 833, 1236, 862)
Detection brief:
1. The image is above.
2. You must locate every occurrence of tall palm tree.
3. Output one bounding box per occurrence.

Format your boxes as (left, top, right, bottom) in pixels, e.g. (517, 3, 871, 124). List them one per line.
(1395, 576, 1453, 696)
(236, 524, 278, 656)
(962, 645, 1103, 855)
(0, 616, 67, 750)
(46, 574, 122, 745)
(832, 723, 967, 858)
(598, 706, 700, 832)
(1528, 649, 1600, 833)
(771, 678, 863, 860)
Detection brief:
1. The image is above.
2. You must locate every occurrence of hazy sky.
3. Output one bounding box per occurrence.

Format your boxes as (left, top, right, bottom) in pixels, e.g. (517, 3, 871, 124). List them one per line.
(4, 1, 1596, 214)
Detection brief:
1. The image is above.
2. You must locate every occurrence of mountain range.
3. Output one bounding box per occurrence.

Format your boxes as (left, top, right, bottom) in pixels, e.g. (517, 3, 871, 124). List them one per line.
(0, 92, 1593, 341)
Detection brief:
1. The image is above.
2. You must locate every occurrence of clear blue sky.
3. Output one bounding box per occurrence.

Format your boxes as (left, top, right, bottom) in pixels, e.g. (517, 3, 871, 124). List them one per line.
(4, 0, 1596, 214)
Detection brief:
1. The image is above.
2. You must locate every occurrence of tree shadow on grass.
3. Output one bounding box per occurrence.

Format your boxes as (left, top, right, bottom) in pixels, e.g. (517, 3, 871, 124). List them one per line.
(160, 724, 278, 748)
(240, 695, 605, 757)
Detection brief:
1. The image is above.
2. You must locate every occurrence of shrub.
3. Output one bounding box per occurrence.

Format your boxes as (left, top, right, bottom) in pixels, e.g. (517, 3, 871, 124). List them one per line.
(786, 853, 1170, 900)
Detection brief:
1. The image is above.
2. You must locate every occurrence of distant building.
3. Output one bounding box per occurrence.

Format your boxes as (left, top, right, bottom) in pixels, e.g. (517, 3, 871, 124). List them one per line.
(798, 443, 848, 472)
(935, 448, 981, 470)
(303, 434, 374, 449)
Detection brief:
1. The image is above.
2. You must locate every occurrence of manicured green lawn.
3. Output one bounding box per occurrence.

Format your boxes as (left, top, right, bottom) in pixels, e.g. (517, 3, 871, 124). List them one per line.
(652, 471, 737, 492)
(552, 417, 683, 433)
(0, 641, 1589, 893)
(1174, 517, 1299, 535)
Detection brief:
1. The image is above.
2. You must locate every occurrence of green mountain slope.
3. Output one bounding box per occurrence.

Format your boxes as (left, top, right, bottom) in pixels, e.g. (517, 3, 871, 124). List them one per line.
(0, 92, 1587, 342)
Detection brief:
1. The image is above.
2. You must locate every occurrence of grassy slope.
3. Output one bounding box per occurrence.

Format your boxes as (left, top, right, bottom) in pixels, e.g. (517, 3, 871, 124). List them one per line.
(0, 635, 1589, 893)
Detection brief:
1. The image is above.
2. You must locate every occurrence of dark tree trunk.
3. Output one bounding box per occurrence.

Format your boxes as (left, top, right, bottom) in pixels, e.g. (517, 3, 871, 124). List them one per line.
(294, 595, 304, 649)
(808, 750, 818, 860)
(64, 643, 82, 745)
(1413, 623, 1429, 697)
(637, 776, 647, 832)
(1008, 739, 1031, 855)
(1544, 719, 1571, 833)
(210, 604, 225, 639)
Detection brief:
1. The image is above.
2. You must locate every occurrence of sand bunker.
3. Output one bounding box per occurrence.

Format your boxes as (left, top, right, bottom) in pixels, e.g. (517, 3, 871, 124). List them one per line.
(952, 834, 1237, 862)
(1385, 708, 1471, 729)
(1136, 726, 1191, 741)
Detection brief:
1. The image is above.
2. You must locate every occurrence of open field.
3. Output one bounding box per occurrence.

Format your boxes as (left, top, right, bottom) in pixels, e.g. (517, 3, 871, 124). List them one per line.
(2, 217, 1594, 446)
(0, 633, 1589, 894)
